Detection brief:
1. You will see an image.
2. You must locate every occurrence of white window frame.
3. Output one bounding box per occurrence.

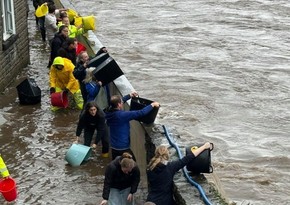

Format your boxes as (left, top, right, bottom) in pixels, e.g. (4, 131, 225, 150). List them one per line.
(1, 0, 16, 41)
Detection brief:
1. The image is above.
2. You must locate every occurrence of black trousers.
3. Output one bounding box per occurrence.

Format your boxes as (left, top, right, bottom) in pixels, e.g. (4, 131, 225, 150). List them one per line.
(83, 128, 109, 153)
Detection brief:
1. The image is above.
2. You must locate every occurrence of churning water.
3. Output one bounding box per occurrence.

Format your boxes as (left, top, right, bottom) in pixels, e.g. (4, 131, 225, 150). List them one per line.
(1, 0, 290, 204)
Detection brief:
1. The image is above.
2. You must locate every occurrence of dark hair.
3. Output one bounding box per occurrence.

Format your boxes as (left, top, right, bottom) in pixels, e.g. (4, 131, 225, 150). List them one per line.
(58, 25, 68, 34)
(84, 101, 105, 117)
(60, 11, 68, 18)
(64, 38, 76, 46)
(85, 101, 98, 111)
(48, 4, 56, 13)
(110, 95, 122, 109)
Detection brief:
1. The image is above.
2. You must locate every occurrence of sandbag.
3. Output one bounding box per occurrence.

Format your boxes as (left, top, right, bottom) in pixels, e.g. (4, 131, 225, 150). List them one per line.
(74, 16, 96, 31)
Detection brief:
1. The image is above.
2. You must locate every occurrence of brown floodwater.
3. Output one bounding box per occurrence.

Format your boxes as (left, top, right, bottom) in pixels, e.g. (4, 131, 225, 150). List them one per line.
(1, 0, 290, 204)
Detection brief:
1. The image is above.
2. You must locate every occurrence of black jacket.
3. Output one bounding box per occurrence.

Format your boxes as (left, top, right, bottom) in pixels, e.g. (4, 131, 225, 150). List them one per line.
(102, 156, 140, 200)
(76, 108, 106, 139)
(49, 33, 67, 67)
(146, 153, 196, 205)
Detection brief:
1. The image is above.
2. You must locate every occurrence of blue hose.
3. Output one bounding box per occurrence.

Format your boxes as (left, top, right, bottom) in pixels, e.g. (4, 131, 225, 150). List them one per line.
(162, 125, 212, 205)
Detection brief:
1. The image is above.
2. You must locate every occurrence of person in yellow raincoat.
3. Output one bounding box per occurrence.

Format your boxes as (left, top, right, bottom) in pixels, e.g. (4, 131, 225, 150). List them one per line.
(49, 56, 83, 110)
(0, 155, 10, 178)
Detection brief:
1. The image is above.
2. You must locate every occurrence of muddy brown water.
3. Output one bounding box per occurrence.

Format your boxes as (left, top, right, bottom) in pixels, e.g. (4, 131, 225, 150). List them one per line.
(1, 0, 290, 204)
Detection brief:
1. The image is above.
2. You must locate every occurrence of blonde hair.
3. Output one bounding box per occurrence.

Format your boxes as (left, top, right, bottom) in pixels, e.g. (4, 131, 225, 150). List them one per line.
(120, 152, 135, 169)
(147, 145, 169, 171)
(83, 67, 96, 83)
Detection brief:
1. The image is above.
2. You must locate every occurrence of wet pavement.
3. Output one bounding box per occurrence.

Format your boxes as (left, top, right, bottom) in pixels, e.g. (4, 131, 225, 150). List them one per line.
(0, 1, 135, 204)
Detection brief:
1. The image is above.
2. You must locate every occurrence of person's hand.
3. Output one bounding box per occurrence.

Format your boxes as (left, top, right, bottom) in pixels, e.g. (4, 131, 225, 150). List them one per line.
(130, 91, 138, 98)
(97, 81, 102, 86)
(127, 193, 133, 202)
(100, 199, 108, 205)
(50, 87, 56, 94)
(203, 142, 211, 149)
(151, 101, 160, 108)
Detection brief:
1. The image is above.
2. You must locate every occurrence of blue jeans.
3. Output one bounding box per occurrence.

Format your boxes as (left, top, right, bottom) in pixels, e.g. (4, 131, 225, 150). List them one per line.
(108, 187, 134, 205)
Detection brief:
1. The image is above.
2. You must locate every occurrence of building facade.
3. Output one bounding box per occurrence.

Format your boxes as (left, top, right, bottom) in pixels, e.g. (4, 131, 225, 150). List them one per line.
(0, 0, 30, 92)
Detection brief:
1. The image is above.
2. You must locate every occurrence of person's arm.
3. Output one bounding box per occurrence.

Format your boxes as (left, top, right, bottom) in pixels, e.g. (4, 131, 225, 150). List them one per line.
(170, 142, 211, 173)
(49, 67, 56, 89)
(122, 91, 138, 103)
(102, 164, 115, 201)
(121, 101, 159, 122)
(130, 165, 140, 194)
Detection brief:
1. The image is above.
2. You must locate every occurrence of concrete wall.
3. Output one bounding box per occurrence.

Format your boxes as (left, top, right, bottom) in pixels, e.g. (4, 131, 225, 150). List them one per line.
(0, 0, 30, 92)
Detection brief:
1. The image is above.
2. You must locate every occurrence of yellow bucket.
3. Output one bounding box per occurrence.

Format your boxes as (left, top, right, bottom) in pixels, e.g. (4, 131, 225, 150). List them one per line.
(74, 16, 96, 31)
(67, 8, 79, 23)
(35, 3, 48, 17)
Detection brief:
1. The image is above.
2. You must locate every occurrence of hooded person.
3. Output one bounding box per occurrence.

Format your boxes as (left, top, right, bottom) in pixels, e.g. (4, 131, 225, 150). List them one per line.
(49, 56, 83, 110)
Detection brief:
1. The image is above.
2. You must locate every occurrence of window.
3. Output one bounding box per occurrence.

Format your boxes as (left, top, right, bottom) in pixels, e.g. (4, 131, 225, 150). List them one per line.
(1, 0, 16, 41)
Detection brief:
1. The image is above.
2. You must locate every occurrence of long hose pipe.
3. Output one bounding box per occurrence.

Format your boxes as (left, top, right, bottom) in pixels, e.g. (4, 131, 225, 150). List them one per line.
(162, 125, 212, 205)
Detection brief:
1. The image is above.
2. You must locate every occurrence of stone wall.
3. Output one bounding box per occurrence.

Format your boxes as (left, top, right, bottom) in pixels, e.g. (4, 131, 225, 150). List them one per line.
(0, 0, 30, 93)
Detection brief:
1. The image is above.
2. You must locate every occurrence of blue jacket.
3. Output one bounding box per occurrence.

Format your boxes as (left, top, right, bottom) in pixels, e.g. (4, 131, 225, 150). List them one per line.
(85, 81, 101, 102)
(105, 95, 153, 150)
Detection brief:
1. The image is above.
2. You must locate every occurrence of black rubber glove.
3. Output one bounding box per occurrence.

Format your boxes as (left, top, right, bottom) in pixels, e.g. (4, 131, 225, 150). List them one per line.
(50, 87, 55, 94)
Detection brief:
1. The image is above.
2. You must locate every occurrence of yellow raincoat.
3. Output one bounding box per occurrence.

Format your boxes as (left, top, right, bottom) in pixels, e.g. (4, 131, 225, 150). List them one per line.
(0, 156, 10, 178)
(49, 57, 79, 94)
(49, 57, 83, 110)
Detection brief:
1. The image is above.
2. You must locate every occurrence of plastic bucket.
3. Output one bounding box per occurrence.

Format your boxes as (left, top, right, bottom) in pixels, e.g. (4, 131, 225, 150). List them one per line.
(185, 143, 214, 175)
(0, 178, 17, 202)
(130, 97, 159, 124)
(35, 4, 48, 17)
(16, 78, 41, 105)
(92, 57, 124, 86)
(51, 92, 68, 108)
(65, 144, 92, 166)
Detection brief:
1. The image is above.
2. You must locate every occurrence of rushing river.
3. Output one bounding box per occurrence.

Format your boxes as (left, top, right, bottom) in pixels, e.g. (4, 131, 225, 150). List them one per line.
(73, 0, 290, 204)
(0, 0, 290, 204)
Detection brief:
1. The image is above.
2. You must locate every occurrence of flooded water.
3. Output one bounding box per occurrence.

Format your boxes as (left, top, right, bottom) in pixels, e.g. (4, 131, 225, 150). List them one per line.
(71, 0, 290, 204)
(1, 0, 290, 204)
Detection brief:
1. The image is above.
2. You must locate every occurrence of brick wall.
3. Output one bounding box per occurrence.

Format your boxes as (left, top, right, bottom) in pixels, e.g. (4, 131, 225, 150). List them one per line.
(0, 0, 30, 92)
